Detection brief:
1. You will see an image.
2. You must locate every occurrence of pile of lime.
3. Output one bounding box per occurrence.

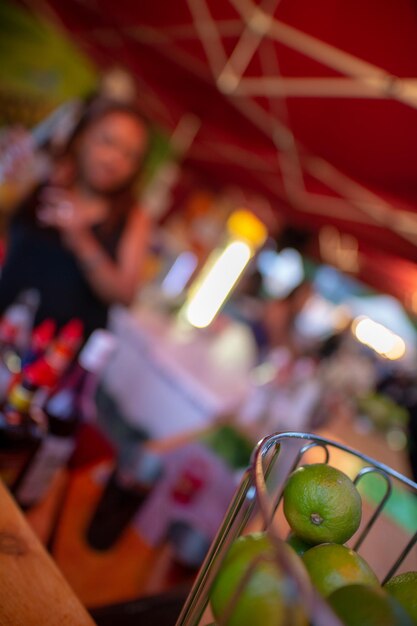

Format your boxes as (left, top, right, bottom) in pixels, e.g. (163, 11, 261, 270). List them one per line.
(208, 463, 417, 626)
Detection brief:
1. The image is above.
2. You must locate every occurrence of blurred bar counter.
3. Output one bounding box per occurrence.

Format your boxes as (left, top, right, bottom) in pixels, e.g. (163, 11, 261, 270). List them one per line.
(0, 479, 96, 626)
(100, 305, 254, 442)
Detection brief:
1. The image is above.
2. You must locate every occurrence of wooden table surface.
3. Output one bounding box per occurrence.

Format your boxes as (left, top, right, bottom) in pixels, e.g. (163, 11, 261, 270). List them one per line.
(0, 480, 95, 626)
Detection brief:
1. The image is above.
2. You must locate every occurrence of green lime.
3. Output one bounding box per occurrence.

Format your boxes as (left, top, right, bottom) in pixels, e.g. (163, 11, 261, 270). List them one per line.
(283, 464, 362, 545)
(286, 533, 314, 556)
(302, 543, 379, 597)
(328, 584, 414, 626)
(210, 532, 308, 626)
(384, 571, 417, 623)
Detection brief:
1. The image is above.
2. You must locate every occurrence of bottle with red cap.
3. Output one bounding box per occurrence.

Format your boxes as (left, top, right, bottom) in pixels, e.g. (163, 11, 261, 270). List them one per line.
(17, 319, 84, 415)
(16, 330, 117, 508)
(4, 319, 57, 401)
(0, 360, 48, 490)
(21, 319, 56, 369)
(0, 319, 83, 493)
(43, 319, 84, 380)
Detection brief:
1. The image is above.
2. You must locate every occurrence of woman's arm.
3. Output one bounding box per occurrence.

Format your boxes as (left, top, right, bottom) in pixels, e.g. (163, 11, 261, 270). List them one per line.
(37, 186, 152, 306)
(66, 208, 152, 306)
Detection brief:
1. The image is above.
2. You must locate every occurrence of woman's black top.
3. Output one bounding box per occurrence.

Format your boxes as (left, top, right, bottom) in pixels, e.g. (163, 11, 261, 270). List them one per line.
(0, 185, 128, 337)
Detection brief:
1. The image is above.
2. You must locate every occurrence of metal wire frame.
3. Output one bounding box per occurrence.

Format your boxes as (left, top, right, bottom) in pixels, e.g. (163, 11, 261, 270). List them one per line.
(176, 431, 417, 625)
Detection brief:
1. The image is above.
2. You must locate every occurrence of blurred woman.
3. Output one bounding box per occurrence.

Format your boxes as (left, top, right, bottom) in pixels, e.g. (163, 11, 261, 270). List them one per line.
(255, 280, 314, 359)
(0, 99, 151, 336)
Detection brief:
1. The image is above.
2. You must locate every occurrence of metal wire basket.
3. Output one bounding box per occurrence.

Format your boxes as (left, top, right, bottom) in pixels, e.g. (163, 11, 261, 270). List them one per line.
(176, 431, 417, 625)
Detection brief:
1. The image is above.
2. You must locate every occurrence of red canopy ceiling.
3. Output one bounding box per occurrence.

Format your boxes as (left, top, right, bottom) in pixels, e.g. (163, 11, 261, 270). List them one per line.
(21, 0, 417, 307)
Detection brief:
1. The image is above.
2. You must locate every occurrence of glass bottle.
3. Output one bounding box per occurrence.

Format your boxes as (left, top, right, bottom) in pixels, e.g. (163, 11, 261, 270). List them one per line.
(0, 289, 41, 401)
(21, 318, 56, 369)
(0, 361, 47, 490)
(15, 329, 116, 508)
(86, 442, 163, 551)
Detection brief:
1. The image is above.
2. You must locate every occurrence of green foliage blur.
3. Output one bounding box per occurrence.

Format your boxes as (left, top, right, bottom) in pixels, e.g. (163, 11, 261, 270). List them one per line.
(0, 1, 96, 127)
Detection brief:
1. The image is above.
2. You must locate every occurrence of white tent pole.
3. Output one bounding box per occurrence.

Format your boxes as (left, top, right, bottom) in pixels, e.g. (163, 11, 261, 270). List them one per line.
(233, 0, 417, 109)
(217, 0, 282, 92)
(186, 0, 228, 78)
(306, 157, 417, 243)
(237, 0, 388, 78)
(126, 17, 417, 247)
(234, 76, 405, 99)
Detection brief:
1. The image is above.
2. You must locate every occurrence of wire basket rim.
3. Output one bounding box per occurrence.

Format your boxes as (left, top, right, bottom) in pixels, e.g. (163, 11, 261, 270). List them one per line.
(252, 431, 417, 491)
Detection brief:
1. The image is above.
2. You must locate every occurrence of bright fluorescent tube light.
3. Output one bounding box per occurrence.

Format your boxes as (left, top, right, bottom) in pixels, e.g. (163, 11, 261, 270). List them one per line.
(353, 316, 406, 360)
(184, 241, 252, 328)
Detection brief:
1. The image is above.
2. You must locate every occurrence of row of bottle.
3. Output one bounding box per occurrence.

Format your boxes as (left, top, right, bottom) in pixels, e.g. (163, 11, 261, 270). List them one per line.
(0, 307, 83, 488)
(0, 290, 211, 566)
(0, 302, 116, 508)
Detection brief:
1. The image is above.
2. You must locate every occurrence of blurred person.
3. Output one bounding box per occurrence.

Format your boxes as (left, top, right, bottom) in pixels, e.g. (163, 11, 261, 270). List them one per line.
(258, 280, 314, 359)
(0, 98, 151, 337)
(226, 273, 314, 363)
(237, 281, 322, 436)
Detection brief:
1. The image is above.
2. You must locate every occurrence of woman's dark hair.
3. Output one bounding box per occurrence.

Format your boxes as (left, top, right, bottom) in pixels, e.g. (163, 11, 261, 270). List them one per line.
(55, 97, 150, 234)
